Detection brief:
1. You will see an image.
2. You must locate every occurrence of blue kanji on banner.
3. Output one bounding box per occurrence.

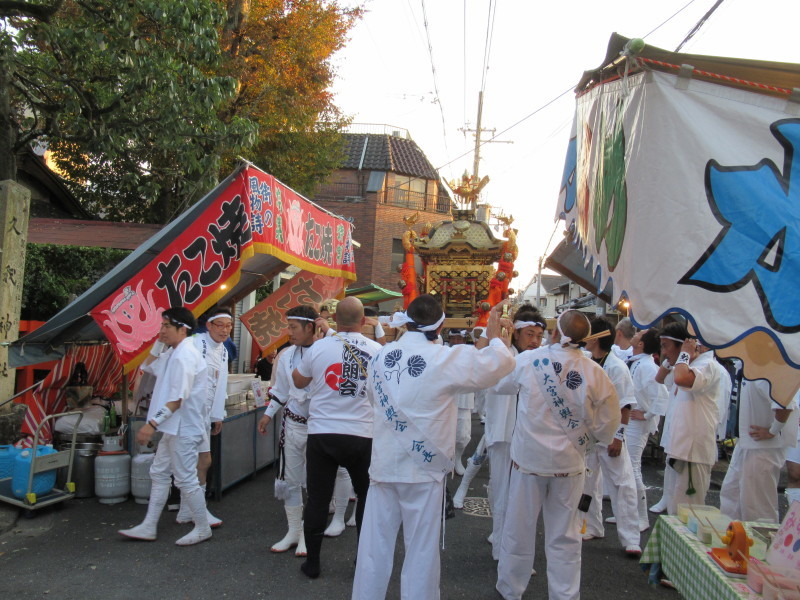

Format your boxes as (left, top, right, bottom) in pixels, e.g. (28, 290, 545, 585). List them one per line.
(681, 119, 800, 332)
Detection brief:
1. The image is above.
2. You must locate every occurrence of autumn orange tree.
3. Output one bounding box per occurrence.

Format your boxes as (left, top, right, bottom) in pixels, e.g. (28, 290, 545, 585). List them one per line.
(218, 0, 361, 198)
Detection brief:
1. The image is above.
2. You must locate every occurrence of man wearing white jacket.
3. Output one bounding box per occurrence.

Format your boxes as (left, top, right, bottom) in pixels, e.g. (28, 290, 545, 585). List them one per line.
(720, 379, 798, 522)
(258, 304, 319, 556)
(172, 307, 230, 529)
(627, 328, 669, 531)
(494, 310, 620, 600)
(656, 322, 721, 515)
(120, 307, 211, 546)
(582, 317, 642, 556)
(352, 296, 515, 600)
(453, 305, 547, 560)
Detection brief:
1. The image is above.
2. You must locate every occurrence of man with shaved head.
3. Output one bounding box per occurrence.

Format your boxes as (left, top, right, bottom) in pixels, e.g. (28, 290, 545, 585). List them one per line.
(493, 309, 620, 600)
(292, 296, 381, 579)
(612, 317, 636, 361)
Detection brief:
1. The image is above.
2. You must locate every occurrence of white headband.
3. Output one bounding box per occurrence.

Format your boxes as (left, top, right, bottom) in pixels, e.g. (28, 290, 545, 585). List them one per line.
(514, 320, 545, 330)
(287, 316, 316, 322)
(391, 311, 445, 332)
(388, 311, 408, 328)
(660, 335, 685, 343)
(207, 313, 232, 323)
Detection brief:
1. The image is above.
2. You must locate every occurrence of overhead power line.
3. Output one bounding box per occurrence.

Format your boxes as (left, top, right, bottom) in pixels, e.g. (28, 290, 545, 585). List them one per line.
(480, 0, 498, 94)
(674, 0, 726, 52)
(420, 0, 450, 158)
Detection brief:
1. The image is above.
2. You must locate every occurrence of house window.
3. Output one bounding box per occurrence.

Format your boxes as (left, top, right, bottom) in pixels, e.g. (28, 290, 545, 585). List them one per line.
(392, 176, 428, 209)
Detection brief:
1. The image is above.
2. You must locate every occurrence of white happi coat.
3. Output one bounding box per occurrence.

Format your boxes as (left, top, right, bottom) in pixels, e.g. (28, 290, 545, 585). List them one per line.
(493, 343, 620, 475)
(629, 353, 668, 434)
(144, 337, 207, 437)
(661, 351, 721, 467)
(712, 360, 733, 440)
(602, 351, 637, 413)
(484, 345, 519, 445)
(265, 345, 311, 420)
(367, 332, 515, 483)
(191, 332, 228, 425)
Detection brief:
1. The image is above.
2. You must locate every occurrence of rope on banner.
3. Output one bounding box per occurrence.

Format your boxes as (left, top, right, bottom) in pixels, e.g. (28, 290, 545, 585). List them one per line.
(638, 57, 793, 96)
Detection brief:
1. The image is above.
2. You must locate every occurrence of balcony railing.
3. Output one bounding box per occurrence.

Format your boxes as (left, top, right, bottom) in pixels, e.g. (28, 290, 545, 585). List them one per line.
(379, 188, 451, 214)
(312, 182, 451, 214)
(313, 182, 366, 203)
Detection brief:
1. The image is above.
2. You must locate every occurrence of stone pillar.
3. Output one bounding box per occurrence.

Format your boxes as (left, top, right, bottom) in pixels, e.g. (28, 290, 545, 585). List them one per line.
(0, 180, 30, 414)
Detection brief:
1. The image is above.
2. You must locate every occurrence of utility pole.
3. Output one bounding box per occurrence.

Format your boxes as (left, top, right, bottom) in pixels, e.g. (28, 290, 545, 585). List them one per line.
(535, 256, 543, 309)
(459, 91, 511, 211)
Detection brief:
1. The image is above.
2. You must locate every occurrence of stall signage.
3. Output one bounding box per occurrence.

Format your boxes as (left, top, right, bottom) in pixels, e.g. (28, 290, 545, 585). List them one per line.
(240, 271, 345, 352)
(89, 166, 355, 372)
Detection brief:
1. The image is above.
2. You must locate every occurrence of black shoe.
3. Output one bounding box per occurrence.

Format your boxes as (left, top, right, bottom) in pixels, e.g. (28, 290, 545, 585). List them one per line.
(300, 558, 321, 579)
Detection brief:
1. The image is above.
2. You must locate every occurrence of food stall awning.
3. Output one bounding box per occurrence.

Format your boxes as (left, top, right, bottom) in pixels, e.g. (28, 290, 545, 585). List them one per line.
(345, 284, 402, 305)
(10, 162, 357, 373)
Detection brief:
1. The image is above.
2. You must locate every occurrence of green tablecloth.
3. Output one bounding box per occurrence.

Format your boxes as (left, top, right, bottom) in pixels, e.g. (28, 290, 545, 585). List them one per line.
(641, 515, 770, 600)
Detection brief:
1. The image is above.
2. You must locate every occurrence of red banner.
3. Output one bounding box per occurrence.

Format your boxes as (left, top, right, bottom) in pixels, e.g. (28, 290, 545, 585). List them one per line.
(90, 166, 356, 372)
(240, 271, 346, 351)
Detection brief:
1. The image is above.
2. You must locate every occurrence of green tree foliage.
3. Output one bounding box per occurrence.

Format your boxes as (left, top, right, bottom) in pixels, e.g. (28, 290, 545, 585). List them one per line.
(3, 1, 360, 223)
(21, 244, 131, 320)
(3, 0, 257, 222)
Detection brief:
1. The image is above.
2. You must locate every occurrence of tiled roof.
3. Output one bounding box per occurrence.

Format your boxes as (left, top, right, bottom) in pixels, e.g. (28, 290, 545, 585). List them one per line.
(541, 274, 572, 294)
(341, 133, 439, 180)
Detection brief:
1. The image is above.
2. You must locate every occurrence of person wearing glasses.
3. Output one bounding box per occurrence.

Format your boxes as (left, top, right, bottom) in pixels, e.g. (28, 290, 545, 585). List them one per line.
(171, 306, 233, 529)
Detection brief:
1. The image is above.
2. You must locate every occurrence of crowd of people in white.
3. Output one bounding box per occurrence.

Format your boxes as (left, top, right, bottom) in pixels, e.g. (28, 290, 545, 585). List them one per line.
(117, 297, 799, 600)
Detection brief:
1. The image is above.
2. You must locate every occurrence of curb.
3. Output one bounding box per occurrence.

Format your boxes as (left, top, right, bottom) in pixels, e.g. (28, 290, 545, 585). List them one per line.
(0, 504, 19, 536)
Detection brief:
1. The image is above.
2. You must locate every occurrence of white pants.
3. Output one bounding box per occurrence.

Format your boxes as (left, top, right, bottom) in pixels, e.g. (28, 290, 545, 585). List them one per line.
(456, 408, 471, 451)
(626, 420, 651, 525)
(665, 458, 712, 515)
(496, 469, 584, 600)
(281, 417, 308, 507)
(352, 480, 444, 600)
(150, 432, 202, 493)
(720, 445, 787, 522)
(626, 421, 649, 498)
(488, 441, 512, 559)
(584, 443, 640, 548)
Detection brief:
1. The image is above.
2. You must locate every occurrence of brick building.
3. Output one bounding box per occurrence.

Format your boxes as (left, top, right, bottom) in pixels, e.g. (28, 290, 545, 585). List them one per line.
(311, 127, 452, 291)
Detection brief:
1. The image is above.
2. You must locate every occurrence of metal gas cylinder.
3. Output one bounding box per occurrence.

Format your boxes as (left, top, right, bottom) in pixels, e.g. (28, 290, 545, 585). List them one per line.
(130, 444, 155, 505)
(94, 449, 131, 504)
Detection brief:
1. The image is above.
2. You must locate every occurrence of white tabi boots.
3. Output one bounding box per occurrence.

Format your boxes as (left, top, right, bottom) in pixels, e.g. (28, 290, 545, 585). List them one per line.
(118, 481, 170, 541)
(175, 487, 212, 546)
(346, 498, 358, 527)
(324, 475, 350, 537)
(453, 458, 482, 509)
(271, 504, 303, 553)
(176, 484, 222, 528)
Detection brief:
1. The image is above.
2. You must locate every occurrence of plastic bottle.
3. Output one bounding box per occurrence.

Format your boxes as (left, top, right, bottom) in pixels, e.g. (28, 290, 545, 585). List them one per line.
(109, 403, 117, 429)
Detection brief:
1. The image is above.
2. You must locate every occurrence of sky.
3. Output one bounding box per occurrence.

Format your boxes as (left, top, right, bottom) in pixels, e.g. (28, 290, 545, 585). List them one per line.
(328, 0, 800, 292)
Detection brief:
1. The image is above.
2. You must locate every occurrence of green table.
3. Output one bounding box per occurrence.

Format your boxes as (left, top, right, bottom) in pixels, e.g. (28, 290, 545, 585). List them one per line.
(641, 515, 770, 600)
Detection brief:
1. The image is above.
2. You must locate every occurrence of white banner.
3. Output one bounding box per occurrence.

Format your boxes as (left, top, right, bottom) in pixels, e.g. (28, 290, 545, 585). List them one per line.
(556, 70, 800, 401)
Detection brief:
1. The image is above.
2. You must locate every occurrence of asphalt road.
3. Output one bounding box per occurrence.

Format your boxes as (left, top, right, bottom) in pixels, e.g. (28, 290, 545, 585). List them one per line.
(0, 417, 729, 600)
